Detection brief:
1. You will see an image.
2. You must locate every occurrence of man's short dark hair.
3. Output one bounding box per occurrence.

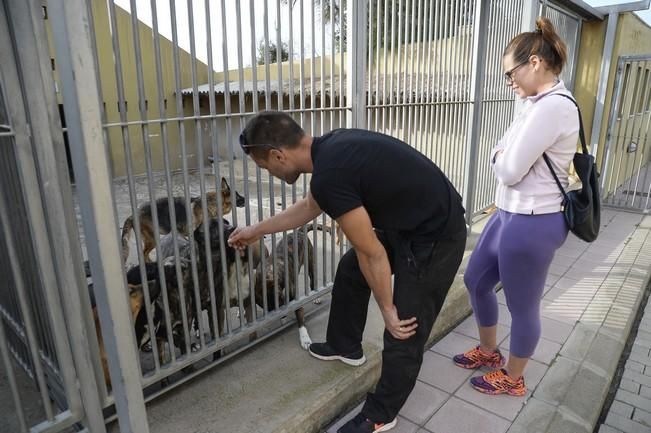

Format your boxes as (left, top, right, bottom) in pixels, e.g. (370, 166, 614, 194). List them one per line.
(240, 111, 305, 158)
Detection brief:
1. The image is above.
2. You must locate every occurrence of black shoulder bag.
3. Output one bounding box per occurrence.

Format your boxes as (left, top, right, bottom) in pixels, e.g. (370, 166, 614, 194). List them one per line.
(542, 94, 600, 242)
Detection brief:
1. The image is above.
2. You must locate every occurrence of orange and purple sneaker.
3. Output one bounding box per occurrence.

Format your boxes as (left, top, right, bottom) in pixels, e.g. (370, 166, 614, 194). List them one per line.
(470, 368, 527, 396)
(453, 345, 505, 369)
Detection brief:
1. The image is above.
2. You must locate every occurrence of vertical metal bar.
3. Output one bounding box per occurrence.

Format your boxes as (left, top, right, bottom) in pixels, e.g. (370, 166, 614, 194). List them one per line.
(0, 317, 27, 432)
(591, 12, 619, 161)
(407, 0, 418, 145)
(250, 0, 269, 317)
(399, 0, 411, 141)
(629, 60, 651, 206)
(601, 58, 627, 200)
(48, 0, 151, 428)
(128, 0, 164, 372)
(220, 0, 247, 328)
(347, 0, 367, 129)
(150, 0, 179, 359)
(168, 0, 193, 353)
(462, 0, 488, 226)
(3, 0, 106, 426)
(186, 0, 210, 349)
(237, 0, 257, 323)
(374, 0, 382, 131)
(388, 0, 397, 135)
(380, 0, 388, 133)
(367, 0, 374, 130)
(0, 193, 54, 422)
(414, 0, 428, 153)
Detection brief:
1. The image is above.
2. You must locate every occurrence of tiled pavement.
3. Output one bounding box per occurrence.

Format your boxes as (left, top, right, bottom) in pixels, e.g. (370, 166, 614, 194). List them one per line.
(598, 290, 651, 432)
(328, 209, 651, 433)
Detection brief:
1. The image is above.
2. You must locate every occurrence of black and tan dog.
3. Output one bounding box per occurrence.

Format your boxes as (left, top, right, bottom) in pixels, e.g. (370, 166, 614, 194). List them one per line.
(88, 262, 160, 389)
(255, 227, 315, 349)
(121, 177, 245, 263)
(194, 218, 268, 340)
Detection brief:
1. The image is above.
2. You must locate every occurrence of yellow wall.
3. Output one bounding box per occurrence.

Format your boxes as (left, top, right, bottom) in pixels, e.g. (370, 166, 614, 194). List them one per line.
(90, 0, 211, 178)
(572, 19, 607, 155)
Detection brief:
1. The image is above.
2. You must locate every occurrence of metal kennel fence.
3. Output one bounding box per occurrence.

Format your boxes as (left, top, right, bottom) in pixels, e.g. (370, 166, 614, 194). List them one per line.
(0, 0, 584, 432)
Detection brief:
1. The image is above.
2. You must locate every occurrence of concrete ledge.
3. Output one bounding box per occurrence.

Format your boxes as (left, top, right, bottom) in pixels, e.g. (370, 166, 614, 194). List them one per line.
(512, 219, 651, 433)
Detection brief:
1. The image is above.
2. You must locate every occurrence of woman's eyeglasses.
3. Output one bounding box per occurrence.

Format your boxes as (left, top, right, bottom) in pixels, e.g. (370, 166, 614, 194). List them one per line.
(504, 60, 529, 84)
(239, 133, 279, 155)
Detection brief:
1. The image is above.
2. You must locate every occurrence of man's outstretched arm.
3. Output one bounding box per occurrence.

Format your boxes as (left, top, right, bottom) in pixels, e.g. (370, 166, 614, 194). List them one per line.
(228, 191, 322, 249)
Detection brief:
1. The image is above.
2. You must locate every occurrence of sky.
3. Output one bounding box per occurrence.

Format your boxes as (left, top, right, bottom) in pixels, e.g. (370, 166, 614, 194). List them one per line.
(114, 0, 338, 71)
(113, 0, 651, 74)
(585, 0, 651, 24)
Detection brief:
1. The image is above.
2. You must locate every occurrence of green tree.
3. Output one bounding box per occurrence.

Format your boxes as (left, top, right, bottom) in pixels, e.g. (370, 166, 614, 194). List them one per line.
(257, 39, 290, 65)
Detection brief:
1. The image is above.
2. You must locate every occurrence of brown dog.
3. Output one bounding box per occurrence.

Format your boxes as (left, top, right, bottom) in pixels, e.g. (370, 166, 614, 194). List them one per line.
(121, 177, 244, 263)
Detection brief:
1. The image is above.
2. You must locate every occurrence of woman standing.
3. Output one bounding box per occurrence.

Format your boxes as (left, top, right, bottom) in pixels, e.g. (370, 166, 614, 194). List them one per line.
(453, 17, 579, 396)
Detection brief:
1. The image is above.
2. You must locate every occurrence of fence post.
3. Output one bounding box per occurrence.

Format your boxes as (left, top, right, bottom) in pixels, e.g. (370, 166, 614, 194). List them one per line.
(462, 0, 489, 227)
(347, 0, 368, 129)
(3, 0, 107, 430)
(47, 0, 151, 432)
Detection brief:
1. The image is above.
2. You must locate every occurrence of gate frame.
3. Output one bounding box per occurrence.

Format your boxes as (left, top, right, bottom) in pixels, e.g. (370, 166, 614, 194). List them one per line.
(601, 53, 651, 213)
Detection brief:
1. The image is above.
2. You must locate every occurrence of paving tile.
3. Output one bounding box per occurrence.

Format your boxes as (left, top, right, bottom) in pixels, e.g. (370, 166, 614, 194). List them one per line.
(391, 417, 420, 433)
(506, 397, 556, 433)
(424, 397, 510, 433)
(632, 407, 651, 428)
(620, 378, 642, 395)
(640, 385, 651, 399)
(626, 360, 646, 374)
(541, 299, 581, 325)
(605, 412, 651, 433)
(540, 316, 574, 344)
(598, 425, 624, 433)
(615, 388, 651, 412)
(610, 400, 635, 418)
(559, 323, 599, 361)
(398, 381, 448, 425)
(431, 332, 478, 359)
(454, 377, 526, 421)
(623, 369, 651, 388)
(418, 351, 473, 393)
(500, 336, 561, 365)
(533, 357, 581, 406)
(454, 316, 510, 345)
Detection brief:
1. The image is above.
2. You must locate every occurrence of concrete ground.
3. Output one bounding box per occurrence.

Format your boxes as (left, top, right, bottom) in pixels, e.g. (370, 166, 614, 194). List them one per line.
(102, 207, 651, 433)
(597, 279, 651, 432)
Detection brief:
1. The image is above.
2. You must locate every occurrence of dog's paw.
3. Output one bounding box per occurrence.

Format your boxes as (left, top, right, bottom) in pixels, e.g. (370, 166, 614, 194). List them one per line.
(313, 297, 322, 305)
(299, 326, 312, 350)
(191, 343, 201, 353)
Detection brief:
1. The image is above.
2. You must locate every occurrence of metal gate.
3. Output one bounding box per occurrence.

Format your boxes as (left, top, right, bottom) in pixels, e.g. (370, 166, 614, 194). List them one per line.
(0, 0, 590, 432)
(601, 55, 651, 212)
(0, 1, 106, 432)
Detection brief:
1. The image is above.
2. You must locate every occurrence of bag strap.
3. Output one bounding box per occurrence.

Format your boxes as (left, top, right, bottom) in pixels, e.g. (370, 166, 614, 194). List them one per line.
(542, 93, 587, 199)
(551, 94, 588, 154)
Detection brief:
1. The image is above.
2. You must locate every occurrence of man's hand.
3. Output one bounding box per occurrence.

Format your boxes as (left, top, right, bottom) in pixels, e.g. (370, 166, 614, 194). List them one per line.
(228, 225, 261, 250)
(381, 305, 417, 340)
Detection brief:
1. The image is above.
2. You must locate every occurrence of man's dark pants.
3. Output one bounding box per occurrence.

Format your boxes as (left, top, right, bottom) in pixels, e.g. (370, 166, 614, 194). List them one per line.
(326, 228, 466, 423)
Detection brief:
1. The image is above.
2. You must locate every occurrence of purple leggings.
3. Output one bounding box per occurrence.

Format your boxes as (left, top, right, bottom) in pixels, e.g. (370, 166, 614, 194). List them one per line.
(465, 209, 568, 358)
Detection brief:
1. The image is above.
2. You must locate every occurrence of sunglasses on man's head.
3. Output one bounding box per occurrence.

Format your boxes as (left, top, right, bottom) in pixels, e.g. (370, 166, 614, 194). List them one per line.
(239, 133, 279, 155)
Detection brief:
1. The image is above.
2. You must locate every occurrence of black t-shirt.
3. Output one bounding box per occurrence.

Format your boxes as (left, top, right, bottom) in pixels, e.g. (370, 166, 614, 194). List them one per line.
(310, 129, 466, 240)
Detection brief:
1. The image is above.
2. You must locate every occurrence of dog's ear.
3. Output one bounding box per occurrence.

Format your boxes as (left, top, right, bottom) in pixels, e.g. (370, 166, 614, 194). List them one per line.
(194, 223, 205, 245)
(221, 177, 230, 193)
(128, 283, 145, 319)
